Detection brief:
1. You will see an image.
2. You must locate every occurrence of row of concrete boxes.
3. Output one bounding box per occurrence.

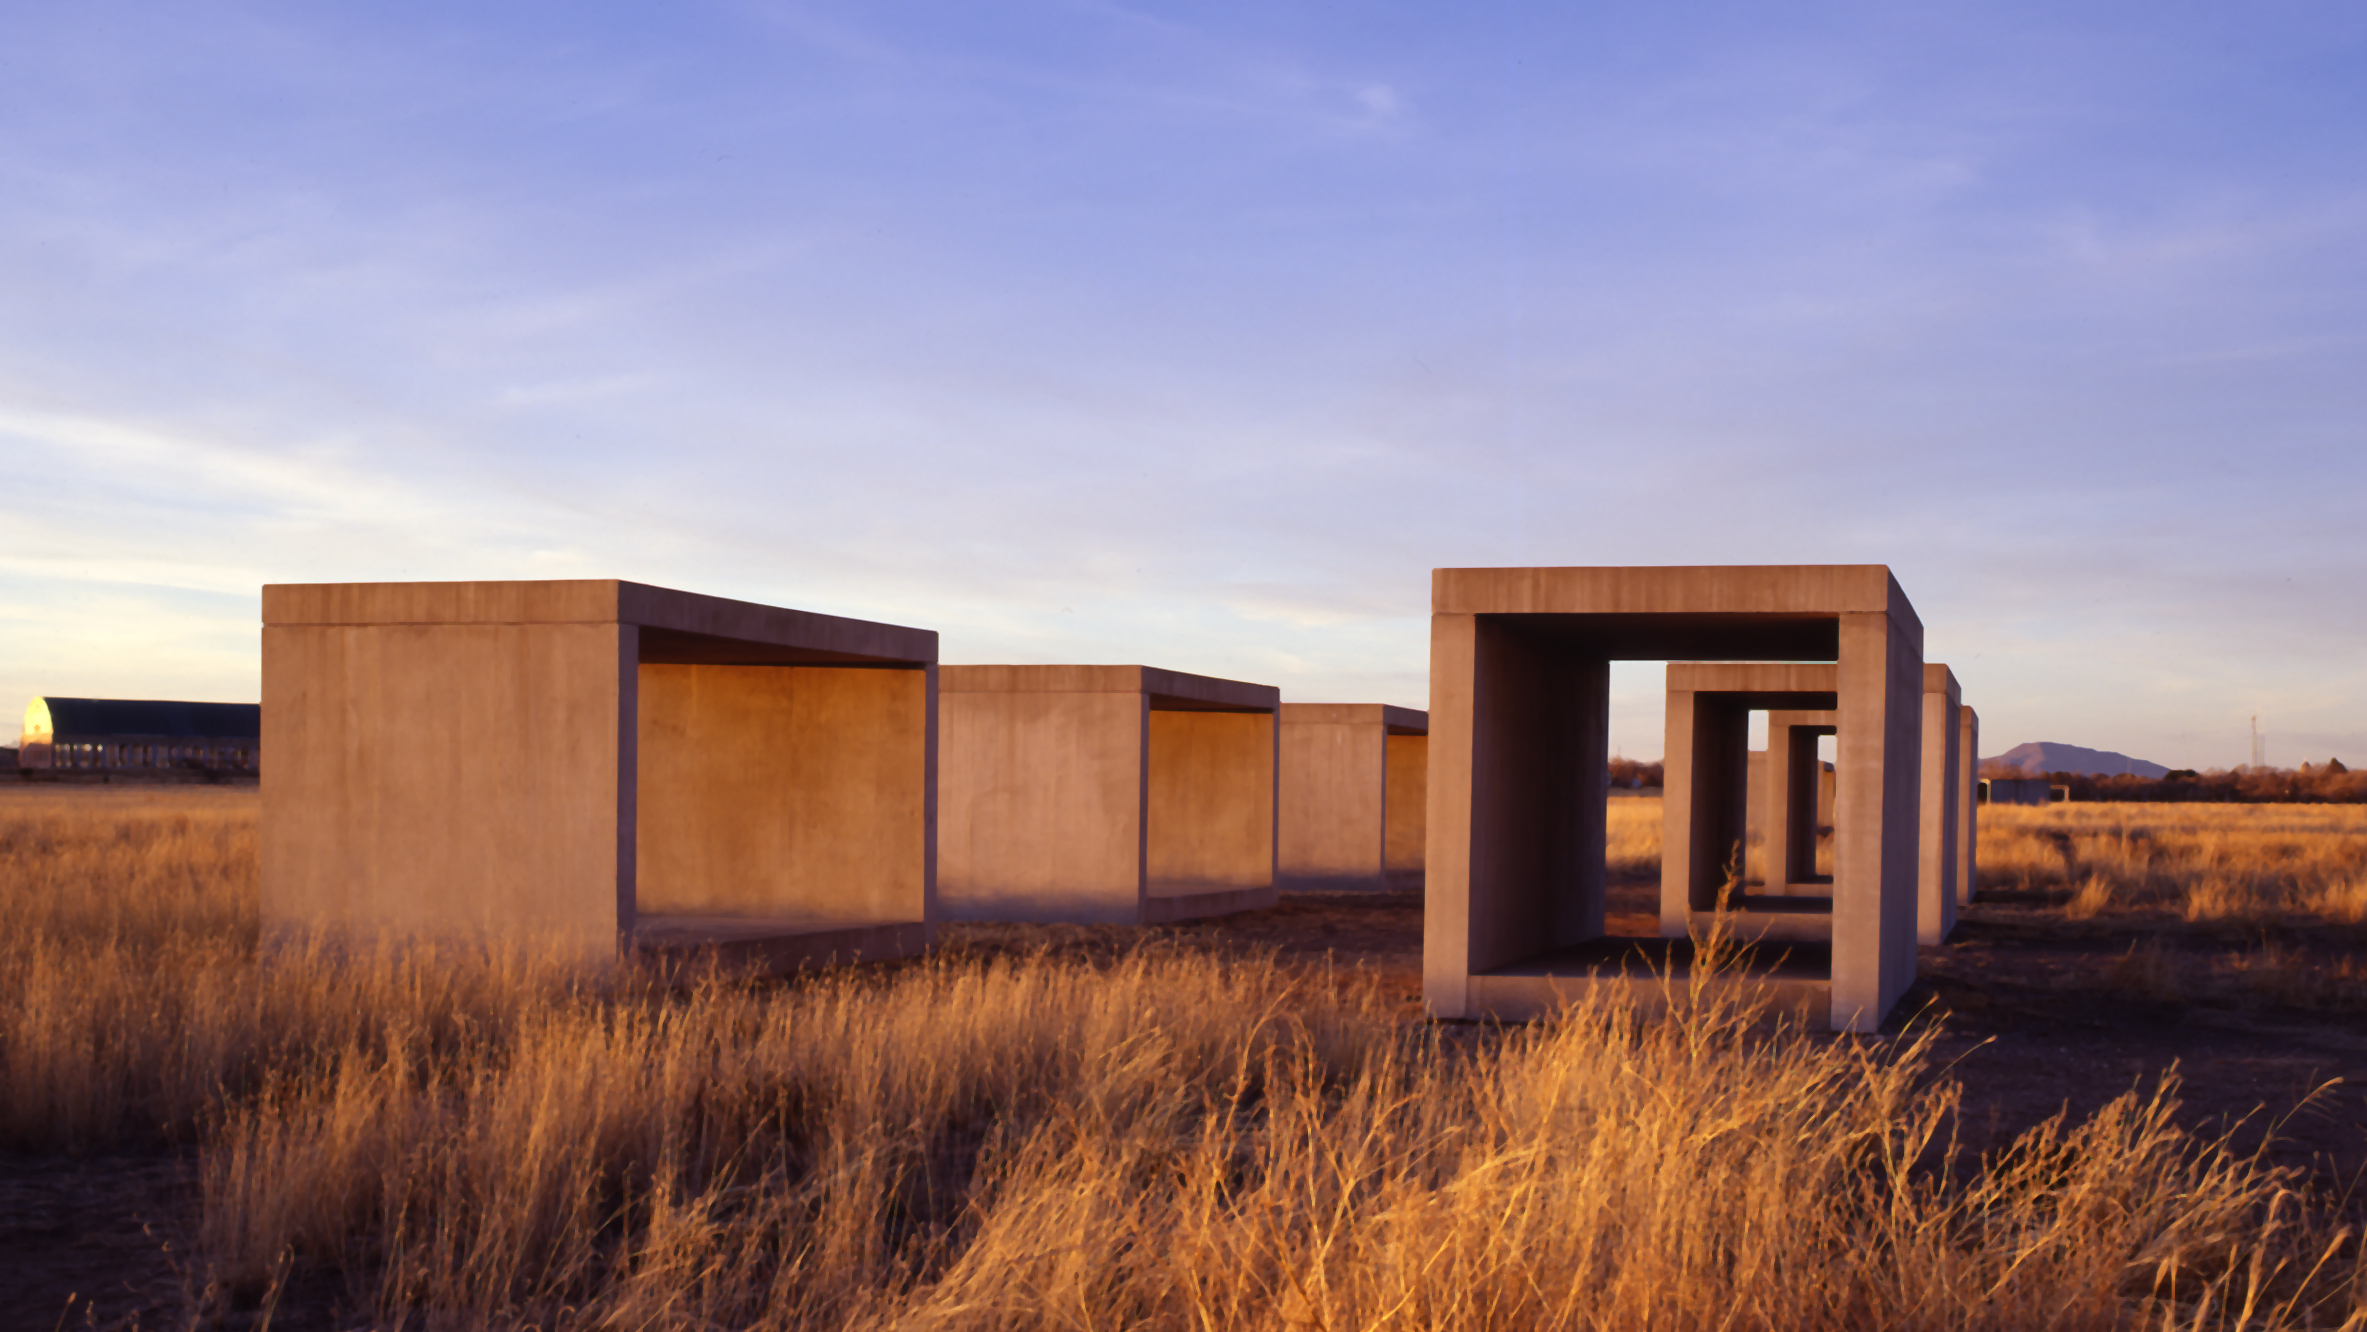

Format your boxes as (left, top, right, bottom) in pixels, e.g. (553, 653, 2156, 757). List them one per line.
(262, 564, 1975, 1031)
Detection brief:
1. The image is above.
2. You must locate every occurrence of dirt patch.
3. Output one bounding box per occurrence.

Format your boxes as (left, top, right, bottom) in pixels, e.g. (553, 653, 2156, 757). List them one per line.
(0, 1153, 196, 1332)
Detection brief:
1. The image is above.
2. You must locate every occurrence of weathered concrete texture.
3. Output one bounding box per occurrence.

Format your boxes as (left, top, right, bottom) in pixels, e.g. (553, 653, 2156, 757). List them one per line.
(1425, 565, 1924, 1033)
(1278, 703, 1429, 892)
(1919, 665, 1963, 944)
(1957, 705, 1980, 905)
(1662, 666, 1840, 946)
(1385, 730, 1428, 889)
(261, 580, 938, 969)
(936, 666, 1279, 924)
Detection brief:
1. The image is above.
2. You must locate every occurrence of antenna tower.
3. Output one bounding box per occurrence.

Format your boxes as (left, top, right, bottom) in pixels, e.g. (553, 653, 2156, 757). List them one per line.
(2251, 715, 2264, 769)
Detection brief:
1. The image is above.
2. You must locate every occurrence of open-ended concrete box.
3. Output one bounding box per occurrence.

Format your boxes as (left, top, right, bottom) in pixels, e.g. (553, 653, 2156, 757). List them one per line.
(1919, 664, 1964, 945)
(1750, 709, 1838, 896)
(1663, 664, 1845, 945)
(1278, 703, 1428, 893)
(1667, 659, 1966, 946)
(936, 665, 1279, 924)
(1423, 565, 1926, 1033)
(262, 580, 937, 971)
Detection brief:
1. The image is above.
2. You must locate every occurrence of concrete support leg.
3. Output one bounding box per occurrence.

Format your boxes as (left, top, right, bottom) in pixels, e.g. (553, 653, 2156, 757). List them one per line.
(1916, 670, 1961, 944)
(1661, 690, 1751, 934)
(260, 620, 635, 960)
(1834, 612, 1923, 1031)
(1957, 706, 1980, 906)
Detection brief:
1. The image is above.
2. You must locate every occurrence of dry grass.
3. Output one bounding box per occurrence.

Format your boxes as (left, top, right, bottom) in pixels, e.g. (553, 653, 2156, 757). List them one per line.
(1978, 803, 2367, 1013)
(4, 787, 2365, 1329)
(1978, 803, 2367, 929)
(1605, 794, 1662, 879)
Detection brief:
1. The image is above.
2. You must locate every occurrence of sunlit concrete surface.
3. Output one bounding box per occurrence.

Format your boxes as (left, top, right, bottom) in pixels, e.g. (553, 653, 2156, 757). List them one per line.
(1278, 703, 1428, 892)
(936, 665, 1278, 924)
(262, 580, 938, 971)
(1958, 705, 1980, 905)
(1423, 565, 1925, 1033)
(1919, 665, 1963, 944)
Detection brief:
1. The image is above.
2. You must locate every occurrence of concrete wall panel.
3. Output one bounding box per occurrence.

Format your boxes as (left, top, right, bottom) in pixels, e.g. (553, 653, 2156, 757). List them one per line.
(1384, 732, 1427, 888)
(1278, 711, 1386, 890)
(261, 620, 631, 957)
(1834, 610, 1924, 1029)
(936, 687, 1146, 922)
(637, 664, 929, 928)
(1147, 709, 1276, 896)
(1448, 618, 1606, 987)
(1957, 705, 1979, 905)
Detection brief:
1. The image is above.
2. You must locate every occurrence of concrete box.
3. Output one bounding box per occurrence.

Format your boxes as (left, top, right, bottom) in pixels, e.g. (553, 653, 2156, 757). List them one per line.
(1745, 707, 1840, 902)
(1425, 565, 1925, 1033)
(936, 666, 1279, 924)
(1745, 744, 1834, 878)
(262, 579, 938, 970)
(1278, 703, 1428, 892)
(1663, 666, 1843, 945)
(1918, 665, 1962, 944)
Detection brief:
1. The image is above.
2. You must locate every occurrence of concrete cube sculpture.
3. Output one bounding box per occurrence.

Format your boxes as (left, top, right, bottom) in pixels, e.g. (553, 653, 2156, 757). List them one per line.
(1756, 709, 1837, 896)
(262, 580, 937, 970)
(1425, 565, 1925, 1033)
(1662, 665, 1843, 944)
(1957, 705, 1980, 905)
(1919, 665, 1963, 944)
(1278, 703, 1428, 892)
(1746, 737, 1834, 879)
(936, 666, 1279, 924)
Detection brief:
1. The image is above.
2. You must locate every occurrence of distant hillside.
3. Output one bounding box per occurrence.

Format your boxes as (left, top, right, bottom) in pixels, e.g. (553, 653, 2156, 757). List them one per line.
(1985, 741, 2169, 779)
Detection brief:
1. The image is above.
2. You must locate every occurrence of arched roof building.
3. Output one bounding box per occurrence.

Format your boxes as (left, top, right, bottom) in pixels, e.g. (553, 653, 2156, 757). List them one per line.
(19, 696, 261, 776)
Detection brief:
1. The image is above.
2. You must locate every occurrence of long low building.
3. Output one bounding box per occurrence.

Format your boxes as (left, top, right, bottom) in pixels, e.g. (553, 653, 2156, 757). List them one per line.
(17, 697, 261, 776)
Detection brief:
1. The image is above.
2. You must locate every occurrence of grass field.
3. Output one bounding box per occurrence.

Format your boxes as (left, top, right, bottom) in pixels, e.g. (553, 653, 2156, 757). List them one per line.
(2, 785, 2363, 1329)
(1968, 803, 2367, 1011)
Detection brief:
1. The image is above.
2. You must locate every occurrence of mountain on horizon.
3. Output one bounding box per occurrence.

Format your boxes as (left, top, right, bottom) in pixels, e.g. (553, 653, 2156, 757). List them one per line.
(1985, 741, 2169, 779)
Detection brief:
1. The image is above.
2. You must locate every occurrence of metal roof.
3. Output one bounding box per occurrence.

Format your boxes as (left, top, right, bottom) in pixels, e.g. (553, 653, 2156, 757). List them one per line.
(26, 697, 261, 740)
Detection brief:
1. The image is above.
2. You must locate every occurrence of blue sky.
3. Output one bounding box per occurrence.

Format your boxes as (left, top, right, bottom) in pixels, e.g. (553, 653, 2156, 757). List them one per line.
(3, 1, 2362, 767)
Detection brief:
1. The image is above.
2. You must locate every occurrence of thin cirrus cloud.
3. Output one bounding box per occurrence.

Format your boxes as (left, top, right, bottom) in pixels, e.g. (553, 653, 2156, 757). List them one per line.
(0, 0, 2362, 767)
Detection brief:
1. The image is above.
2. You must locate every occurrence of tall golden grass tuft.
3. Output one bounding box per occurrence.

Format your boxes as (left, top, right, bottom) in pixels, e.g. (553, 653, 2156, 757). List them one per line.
(5, 788, 2363, 1328)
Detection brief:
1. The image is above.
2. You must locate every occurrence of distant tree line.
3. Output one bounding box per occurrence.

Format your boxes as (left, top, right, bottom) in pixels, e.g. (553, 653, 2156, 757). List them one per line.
(1979, 759, 2366, 803)
(1609, 757, 1664, 790)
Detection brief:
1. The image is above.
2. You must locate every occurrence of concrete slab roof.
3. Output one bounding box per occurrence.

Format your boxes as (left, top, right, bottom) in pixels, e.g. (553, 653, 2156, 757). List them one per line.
(1430, 565, 1920, 661)
(261, 580, 935, 666)
(1279, 702, 1429, 733)
(939, 664, 1277, 713)
(1924, 663, 1961, 700)
(1665, 662, 1841, 710)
